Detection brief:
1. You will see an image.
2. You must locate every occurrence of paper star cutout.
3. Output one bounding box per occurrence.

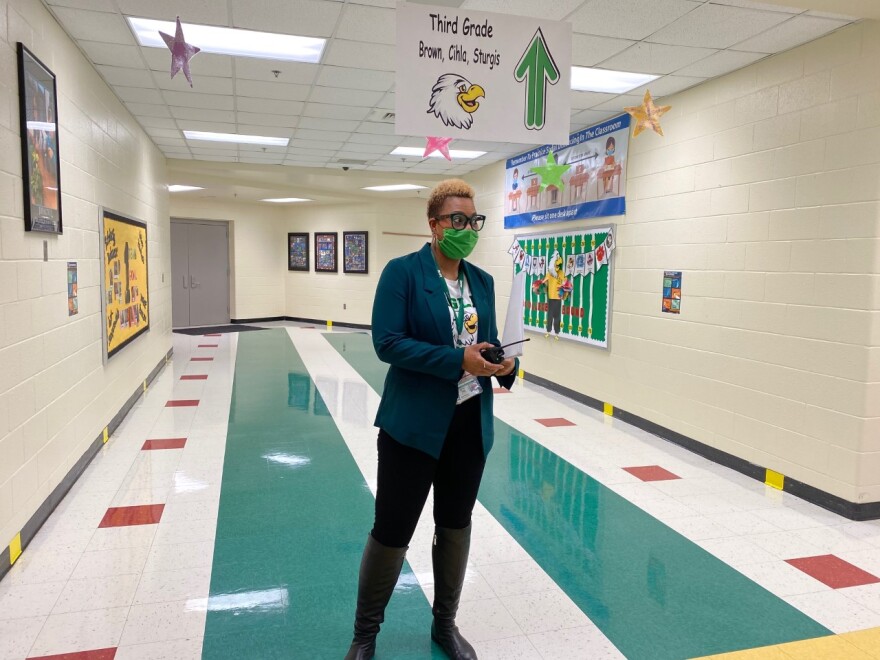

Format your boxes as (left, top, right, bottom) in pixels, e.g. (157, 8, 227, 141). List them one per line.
(159, 17, 201, 87)
(424, 136, 453, 161)
(529, 150, 571, 193)
(624, 90, 671, 138)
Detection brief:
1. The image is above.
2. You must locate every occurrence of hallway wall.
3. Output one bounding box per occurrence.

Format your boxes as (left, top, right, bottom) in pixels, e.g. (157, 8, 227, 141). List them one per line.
(0, 0, 170, 548)
(468, 21, 880, 506)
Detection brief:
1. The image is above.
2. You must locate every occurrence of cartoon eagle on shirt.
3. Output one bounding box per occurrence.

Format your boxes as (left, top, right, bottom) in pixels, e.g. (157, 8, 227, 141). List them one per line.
(427, 74, 485, 129)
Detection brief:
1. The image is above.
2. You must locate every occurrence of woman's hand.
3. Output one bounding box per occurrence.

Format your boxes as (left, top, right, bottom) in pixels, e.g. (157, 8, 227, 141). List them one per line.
(462, 343, 504, 377)
(495, 357, 516, 378)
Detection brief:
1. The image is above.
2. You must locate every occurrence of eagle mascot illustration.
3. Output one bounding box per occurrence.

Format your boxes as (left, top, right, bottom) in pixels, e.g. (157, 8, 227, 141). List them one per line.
(427, 73, 485, 129)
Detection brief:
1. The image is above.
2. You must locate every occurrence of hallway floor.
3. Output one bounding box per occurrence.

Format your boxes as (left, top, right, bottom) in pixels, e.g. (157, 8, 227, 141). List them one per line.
(2, 323, 880, 659)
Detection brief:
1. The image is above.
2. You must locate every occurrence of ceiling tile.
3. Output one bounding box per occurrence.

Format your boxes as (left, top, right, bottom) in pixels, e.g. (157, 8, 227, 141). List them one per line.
(144, 127, 182, 139)
(601, 42, 716, 75)
(78, 41, 143, 68)
(805, 10, 859, 20)
(648, 4, 791, 49)
(49, 7, 135, 45)
(115, 86, 163, 105)
(674, 49, 766, 77)
(233, 58, 318, 85)
(572, 33, 636, 67)
(302, 103, 371, 121)
(571, 109, 619, 127)
(237, 80, 311, 102)
(336, 4, 395, 45)
(358, 122, 397, 135)
(154, 75, 234, 95)
(323, 40, 395, 71)
(190, 147, 240, 157)
(291, 138, 346, 150)
(591, 94, 643, 112)
(237, 98, 305, 116)
(570, 91, 617, 110)
(316, 66, 394, 92)
(709, 0, 801, 13)
(460, 0, 583, 21)
(288, 146, 339, 156)
(229, 0, 342, 37)
(175, 120, 237, 133)
(731, 16, 851, 54)
(237, 112, 300, 128)
(125, 102, 171, 118)
(337, 143, 389, 154)
(143, 49, 233, 77)
(47, 0, 116, 10)
(136, 116, 178, 129)
(96, 65, 155, 87)
(294, 129, 353, 142)
(235, 126, 294, 139)
(309, 87, 384, 107)
(630, 74, 705, 96)
(298, 117, 361, 132)
(192, 154, 236, 162)
(171, 107, 236, 123)
(346, 133, 402, 146)
(115, 0, 229, 24)
(163, 91, 235, 110)
(569, 0, 701, 41)
(238, 143, 288, 152)
(152, 137, 187, 147)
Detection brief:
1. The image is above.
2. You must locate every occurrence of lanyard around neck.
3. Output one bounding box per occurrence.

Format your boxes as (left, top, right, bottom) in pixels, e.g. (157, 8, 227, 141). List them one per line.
(433, 253, 467, 339)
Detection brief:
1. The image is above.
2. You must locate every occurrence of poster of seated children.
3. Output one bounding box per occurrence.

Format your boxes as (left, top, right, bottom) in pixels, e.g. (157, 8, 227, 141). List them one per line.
(504, 114, 629, 229)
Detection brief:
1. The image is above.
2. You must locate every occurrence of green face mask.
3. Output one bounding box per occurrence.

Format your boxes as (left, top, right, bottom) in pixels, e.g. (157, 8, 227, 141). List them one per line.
(437, 228, 479, 259)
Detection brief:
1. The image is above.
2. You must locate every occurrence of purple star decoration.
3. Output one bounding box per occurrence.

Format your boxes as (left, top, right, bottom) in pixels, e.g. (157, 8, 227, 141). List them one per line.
(159, 17, 200, 87)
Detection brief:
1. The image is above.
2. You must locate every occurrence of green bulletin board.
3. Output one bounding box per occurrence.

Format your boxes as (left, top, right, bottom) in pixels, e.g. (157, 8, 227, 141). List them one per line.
(510, 226, 614, 349)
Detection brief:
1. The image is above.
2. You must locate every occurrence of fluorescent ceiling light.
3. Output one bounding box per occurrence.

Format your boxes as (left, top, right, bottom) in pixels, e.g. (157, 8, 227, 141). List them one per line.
(363, 184, 428, 192)
(570, 66, 659, 94)
(183, 130, 289, 146)
(167, 185, 203, 193)
(127, 17, 325, 63)
(261, 197, 312, 203)
(391, 147, 486, 159)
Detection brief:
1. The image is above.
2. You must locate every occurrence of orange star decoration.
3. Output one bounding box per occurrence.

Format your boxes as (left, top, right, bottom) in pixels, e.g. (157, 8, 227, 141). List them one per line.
(624, 90, 671, 138)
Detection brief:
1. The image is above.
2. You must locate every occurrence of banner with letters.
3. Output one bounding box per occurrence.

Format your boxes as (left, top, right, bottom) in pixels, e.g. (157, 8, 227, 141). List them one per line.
(395, 2, 571, 145)
(504, 114, 629, 229)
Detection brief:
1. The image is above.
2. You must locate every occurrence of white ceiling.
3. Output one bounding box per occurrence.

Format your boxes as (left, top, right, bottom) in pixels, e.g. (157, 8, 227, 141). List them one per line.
(43, 0, 858, 195)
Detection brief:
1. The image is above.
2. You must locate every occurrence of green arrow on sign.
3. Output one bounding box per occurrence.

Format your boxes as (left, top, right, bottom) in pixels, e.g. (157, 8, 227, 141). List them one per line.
(514, 27, 560, 131)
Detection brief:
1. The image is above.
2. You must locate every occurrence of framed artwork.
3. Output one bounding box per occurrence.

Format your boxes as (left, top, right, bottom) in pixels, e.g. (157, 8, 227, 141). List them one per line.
(315, 232, 338, 272)
(288, 232, 309, 271)
(17, 43, 62, 233)
(100, 209, 149, 360)
(343, 231, 369, 274)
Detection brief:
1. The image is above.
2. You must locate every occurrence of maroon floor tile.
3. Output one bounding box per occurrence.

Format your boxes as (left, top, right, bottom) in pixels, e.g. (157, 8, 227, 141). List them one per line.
(198, 344, 218, 348)
(142, 438, 187, 450)
(191, 357, 213, 362)
(29, 649, 117, 660)
(623, 466, 682, 482)
(204, 333, 221, 337)
(98, 504, 164, 528)
(165, 400, 199, 407)
(180, 375, 208, 381)
(786, 554, 880, 589)
(493, 388, 510, 394)
(536, 417, 576, 427)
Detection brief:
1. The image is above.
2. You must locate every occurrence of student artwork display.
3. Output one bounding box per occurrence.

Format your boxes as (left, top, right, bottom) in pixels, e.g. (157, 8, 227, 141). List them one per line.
(101, 210, 149, 359)
(508, 226, 615, 349)
(288, 232, 309, 271)
(17, 43, 62, 234)
(662, 271, 682, 314)
(67, 262, 78, 316)
(315, 232, 338, 272)
(343, 231, 368, 274)
(504, 114, 629, 229)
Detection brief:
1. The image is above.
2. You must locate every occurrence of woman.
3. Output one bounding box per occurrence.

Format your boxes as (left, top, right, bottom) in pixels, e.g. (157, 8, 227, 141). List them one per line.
(345, 179, 518, 660)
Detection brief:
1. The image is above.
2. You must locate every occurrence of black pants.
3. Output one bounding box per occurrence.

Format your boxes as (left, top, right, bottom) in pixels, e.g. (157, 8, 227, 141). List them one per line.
(547, 298, 562, 334)
(372, 396, 485, 548)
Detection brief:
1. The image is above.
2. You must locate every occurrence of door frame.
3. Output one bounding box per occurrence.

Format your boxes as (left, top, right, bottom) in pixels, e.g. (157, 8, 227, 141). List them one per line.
(170, 217, 234, 327)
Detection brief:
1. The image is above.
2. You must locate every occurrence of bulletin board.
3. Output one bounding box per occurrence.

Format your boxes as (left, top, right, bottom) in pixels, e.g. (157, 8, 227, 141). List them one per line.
(509, 226, 614, 349)
(101, 209, 149, 359)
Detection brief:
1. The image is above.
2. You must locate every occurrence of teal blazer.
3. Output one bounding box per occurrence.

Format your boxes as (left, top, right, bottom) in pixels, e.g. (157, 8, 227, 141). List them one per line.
(372, 243, 518, 459)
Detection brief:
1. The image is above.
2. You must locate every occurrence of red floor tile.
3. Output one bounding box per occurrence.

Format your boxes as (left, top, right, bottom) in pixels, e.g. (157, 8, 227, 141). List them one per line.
(493, 388, 510, 394)
(29, 649, 117, 660)
(623, 466, 682, 482)
(180, 375, 208, 380)
(204, 333, 221, 337)
(191, 357, 213, 362)
(536, 417, 576, 427)
(142, 438, 187, 450)
(98, 504, 164, 528)
(786, 555, 880, 589)
(198, 344, 218, 348)
(165, 400, 199, 407)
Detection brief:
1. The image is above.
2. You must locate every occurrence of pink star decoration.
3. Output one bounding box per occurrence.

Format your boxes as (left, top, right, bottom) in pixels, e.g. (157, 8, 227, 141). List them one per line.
(159, 17, 201, 87)
(424, 136, 453, 161)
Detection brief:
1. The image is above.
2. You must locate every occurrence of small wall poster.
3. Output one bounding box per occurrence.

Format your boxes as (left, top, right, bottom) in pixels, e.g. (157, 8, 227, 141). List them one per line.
(315, 232, 338, 272)
(67, 261, 77, 316)
(343, 231, 368, 274)
(662, 271, 681, 314)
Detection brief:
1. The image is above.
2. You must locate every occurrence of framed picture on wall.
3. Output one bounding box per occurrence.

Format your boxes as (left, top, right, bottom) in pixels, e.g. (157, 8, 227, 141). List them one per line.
(17, 43, 62, 233)
(315, 232, 338, 272)
(288, 232, 309, 271)
(343, 231, 369, 274)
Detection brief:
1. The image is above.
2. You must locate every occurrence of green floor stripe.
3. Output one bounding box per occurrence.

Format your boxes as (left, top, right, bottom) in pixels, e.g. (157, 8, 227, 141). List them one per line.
(323, 332, 832, 660)
(203, 329, 445, 659)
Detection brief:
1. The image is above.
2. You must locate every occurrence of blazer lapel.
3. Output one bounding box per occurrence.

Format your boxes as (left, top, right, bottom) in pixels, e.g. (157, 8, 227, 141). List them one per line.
(419, 243, 454, 346)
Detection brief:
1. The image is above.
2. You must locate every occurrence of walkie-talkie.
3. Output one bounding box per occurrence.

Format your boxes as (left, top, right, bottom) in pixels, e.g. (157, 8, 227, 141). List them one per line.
(480, 338, 531, 365)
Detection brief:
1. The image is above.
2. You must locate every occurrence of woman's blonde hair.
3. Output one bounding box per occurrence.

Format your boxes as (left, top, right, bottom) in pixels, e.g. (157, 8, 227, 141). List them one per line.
(427, 179, 474, 219)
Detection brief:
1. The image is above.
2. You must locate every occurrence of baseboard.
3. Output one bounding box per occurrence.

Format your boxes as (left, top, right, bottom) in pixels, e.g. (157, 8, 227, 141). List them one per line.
(524, 372, 880, 521)
(0, 348, 174, 582)
(231, 316, 372, 331)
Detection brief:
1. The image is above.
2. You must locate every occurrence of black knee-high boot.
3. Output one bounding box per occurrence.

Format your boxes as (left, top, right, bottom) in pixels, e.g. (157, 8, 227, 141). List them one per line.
(431, 524, 477, 660)
(344, 534, 408, 660)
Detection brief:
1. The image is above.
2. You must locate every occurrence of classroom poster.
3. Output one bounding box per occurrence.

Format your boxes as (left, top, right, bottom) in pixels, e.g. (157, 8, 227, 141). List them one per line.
(102, 210, 149, 359)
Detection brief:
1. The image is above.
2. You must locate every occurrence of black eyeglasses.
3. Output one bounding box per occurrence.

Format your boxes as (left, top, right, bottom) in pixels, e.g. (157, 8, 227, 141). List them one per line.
(434, 212, 486, 231)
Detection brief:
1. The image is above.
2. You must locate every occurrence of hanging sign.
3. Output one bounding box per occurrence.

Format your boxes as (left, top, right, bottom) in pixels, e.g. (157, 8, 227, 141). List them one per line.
(395, 2, 571, 144)
(504, 114, 630, 229)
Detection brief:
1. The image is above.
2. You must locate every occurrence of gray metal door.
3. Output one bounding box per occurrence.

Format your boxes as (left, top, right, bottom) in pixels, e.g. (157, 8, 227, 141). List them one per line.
(170, 220, 230, 328)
